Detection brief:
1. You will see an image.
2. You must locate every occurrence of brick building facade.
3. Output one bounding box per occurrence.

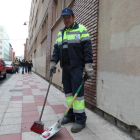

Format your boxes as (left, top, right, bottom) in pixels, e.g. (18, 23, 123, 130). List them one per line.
(74, 0, 99, 106)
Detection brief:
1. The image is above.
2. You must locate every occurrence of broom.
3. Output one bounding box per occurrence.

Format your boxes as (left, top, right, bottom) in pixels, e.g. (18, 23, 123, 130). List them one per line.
(30, 69, 55, 134)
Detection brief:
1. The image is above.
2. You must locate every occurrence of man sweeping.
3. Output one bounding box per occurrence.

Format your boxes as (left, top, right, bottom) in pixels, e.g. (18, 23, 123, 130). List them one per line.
(50, 7, 94, 133)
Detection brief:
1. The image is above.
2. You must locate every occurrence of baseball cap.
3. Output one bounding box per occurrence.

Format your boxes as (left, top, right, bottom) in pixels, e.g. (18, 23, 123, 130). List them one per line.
(61, 7, 74, 16)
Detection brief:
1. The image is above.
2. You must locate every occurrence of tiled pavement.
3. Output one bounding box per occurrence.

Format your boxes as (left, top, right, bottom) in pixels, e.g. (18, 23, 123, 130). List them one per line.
(0, 72, 135, 140)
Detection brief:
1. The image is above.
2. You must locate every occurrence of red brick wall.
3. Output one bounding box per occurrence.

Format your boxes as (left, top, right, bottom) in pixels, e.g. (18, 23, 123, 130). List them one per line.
(46, 0, 53, 80)
(74, 0, 99, 106)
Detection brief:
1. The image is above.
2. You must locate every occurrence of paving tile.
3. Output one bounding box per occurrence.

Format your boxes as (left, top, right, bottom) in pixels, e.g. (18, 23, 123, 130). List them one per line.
(23, 82, 29, 85)
(22, 122, 33, 132)
(22, 106, 38, 112)
(6, 107, 22, 113)
(22, 111, 39, 117)
(23, 93, 33, 96)
(48, 100, 62, 105)
(40, 89, 47, 91)
(0, 124, 21, 135)
(22, 116, 40, 123)
(0, 104, 8, 109)
(22, 132, 40, 140)
(15, 85, 23, 87)
(113, 127, 135, 140)
(12, 93, 23, 96)
(23, 85, 30, 88)
(65, 124, 94, 138)
(11, 96, 23, 101)
(9, 101, 22, 104)
(51, 105, 67, 114)
(28, 80, 34, 82)
(22, 103, 36, 107)
(0, 113, 4, 119)
(0, 108, 6, 113)
(4, 112, 22, 118)
(30, 85, 38, 89)
(8, 103, 22, 108)
(0, 133, 21, 140)
(35, 102, 49, 106)
(1, 117, 22, 125)
(23, 100, 35, 103)
(95, 131, 125, 140)
(41, 114, 58, 121)
(34, 95, 45, 99)
(23, 88, 32, 92)
(73, 133, 99, 140)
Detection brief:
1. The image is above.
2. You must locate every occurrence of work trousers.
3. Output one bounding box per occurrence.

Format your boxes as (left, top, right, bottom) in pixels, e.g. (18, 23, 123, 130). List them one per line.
(28, 67, 31, 73)
(14, 68, 18, 73)
(62, 63, 87, 125)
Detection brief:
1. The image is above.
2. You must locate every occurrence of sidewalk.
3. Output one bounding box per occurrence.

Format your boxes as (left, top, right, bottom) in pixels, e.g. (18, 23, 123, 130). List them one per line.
(0, 71, 134, 140)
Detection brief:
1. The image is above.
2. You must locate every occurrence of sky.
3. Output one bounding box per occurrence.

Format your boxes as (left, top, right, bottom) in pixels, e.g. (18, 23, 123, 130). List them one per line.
(0, 0, 32, 56)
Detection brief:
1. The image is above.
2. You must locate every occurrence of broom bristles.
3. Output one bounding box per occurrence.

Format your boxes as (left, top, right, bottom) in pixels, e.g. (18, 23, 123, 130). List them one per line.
(30, 122, 44, 134)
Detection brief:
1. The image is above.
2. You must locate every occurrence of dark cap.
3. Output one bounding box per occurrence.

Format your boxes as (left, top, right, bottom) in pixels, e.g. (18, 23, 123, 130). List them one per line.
(61, 7, 74, 16)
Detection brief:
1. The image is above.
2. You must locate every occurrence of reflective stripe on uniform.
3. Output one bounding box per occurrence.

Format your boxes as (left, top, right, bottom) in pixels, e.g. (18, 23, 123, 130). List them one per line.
(73, 109, 85, 113)
(63, 44, 68, 49)
(81, 36, 90, 42)
(75, 96, 84, 101)
(68, 31, 81, 35)
(57, 35, 62, 38)
(63, 39, 68, 43)
(68, 40, 80, 44)
(73, 99, 85, 113)
(66, 94, 85, 114)
(58, 41, 62, 45)
(66, 95, 73, 107)
(65, 93, 72, 97)
(82, 30, 88, 34)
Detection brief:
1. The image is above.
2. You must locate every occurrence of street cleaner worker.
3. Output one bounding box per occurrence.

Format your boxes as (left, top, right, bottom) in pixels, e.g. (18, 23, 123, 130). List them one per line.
(50, 7, 94, 133)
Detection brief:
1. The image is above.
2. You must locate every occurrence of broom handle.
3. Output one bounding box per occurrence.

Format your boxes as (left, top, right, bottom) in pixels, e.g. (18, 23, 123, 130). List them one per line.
(39, 75, 53, 121)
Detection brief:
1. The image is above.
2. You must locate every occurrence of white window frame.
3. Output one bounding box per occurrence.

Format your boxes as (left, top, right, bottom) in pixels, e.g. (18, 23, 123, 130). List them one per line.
(62, 0, 65, 9)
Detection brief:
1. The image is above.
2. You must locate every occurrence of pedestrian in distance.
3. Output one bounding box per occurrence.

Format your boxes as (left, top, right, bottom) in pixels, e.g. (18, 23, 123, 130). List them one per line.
(14, 58, 19, 74)
(50, 7, 94, 133)
(25, 60, 28, 73)
(28, 60, 33, 74)
(18, 59, 21, 72)
(30, 60, 33, 74)
(20, 59, 25, 74)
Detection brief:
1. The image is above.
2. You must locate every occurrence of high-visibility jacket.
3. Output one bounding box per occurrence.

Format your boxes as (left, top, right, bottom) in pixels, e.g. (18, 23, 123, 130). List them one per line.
(51, 22, 93, 68)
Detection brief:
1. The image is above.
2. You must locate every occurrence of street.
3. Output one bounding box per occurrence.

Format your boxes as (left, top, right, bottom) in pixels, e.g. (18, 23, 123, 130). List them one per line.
(0, 73, 13, 86)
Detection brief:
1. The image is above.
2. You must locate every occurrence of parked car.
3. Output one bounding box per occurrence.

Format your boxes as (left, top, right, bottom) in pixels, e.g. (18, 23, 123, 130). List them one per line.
(0, 59, 6, 78)
(5, 61, 14, 73)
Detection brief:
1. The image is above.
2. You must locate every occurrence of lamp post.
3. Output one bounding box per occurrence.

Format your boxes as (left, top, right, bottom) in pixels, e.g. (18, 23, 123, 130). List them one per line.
(23, 21, 29, 25)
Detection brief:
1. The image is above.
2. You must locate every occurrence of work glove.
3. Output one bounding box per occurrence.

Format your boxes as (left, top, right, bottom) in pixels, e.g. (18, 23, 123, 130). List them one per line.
(85, 63, 94, 78)
(50, 61, 56, 76)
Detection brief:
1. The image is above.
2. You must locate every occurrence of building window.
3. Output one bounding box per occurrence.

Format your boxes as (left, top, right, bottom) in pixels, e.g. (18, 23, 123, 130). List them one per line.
(0, 52, 2, 55)
(56, 0, 58, 19)
(0, 35, 2, 38)
(0, 46, 2, 49)
(0, 41, 2, 43)
(0, 29, 3, 32)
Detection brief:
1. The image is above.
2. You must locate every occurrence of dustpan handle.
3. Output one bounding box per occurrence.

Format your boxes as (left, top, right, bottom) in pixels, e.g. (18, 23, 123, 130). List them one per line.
(39, 73, 53, 121)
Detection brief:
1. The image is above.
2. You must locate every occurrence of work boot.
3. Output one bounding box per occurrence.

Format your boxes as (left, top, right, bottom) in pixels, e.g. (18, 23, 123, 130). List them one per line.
(61, 117, 75, 125)
(71, 123, 85, 133)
